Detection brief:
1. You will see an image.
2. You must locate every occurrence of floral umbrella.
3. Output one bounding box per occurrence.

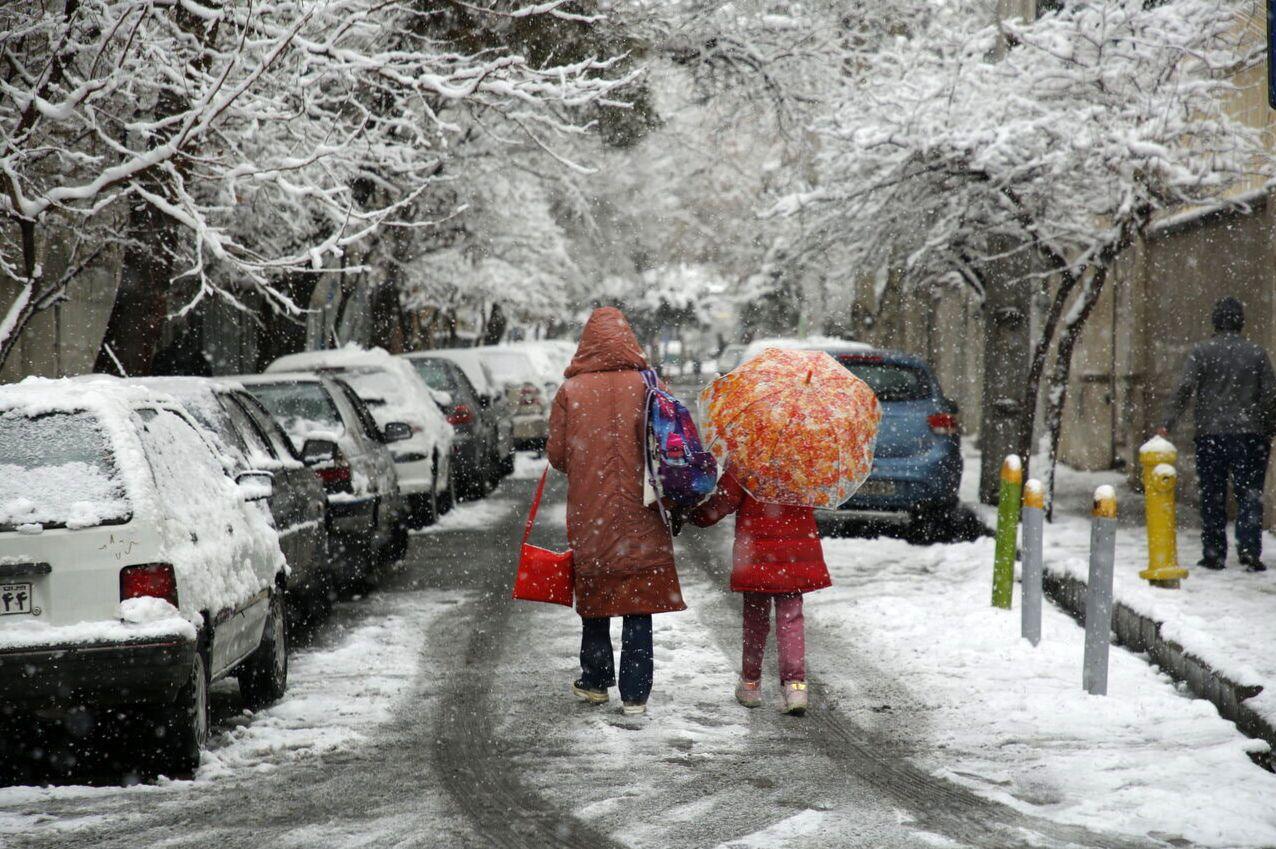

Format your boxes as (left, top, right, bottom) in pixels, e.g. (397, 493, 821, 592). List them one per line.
(699, 348, 882, 508)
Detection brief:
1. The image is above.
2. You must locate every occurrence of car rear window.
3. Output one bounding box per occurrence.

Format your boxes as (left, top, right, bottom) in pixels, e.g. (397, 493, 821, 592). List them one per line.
(0, 411, 131, 530)
(246, 382, 344, 438)
(837, 358, 930, 402)
(411, 359, 457, 394)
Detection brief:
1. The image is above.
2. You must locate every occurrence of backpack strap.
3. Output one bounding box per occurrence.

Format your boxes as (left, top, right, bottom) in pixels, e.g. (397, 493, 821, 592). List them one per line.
(522, 467, 550, 547)
(640, 369, 658, 391)
(638, 369, 672, 531)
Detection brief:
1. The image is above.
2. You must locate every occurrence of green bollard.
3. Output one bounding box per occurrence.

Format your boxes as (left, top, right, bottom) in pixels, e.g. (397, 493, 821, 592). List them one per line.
(991, 454, 1023, 610)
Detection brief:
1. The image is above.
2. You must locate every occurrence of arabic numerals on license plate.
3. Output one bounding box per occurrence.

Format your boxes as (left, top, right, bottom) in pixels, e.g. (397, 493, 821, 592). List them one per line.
(0, 583, 34, 615)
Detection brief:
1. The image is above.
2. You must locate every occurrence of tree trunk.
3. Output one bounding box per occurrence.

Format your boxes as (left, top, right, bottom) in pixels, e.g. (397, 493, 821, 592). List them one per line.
(94, 202, 173, 376)
(256, 272, 319, 369)
(978, 271, 1033, 504)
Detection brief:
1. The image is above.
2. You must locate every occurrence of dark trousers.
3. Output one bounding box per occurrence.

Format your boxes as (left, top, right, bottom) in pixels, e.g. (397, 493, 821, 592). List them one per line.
(1195, 434, 1271, 563)
(580, 615, 653, 704)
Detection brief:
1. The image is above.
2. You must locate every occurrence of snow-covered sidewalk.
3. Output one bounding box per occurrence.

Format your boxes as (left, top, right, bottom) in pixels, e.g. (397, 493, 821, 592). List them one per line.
(814, 531, 1276, 847)
(985, 441, 1276, 738)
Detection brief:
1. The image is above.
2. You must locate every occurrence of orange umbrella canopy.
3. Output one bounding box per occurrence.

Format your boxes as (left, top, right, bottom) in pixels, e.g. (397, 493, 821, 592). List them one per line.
(699, 348, 882, 508)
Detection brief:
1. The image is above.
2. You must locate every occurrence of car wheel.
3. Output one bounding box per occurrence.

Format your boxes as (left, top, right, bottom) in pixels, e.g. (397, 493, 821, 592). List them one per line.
(383, 523, 409, 565)
(438, 465, 455, 515)
(157, 644, 209, 777)
(500, 452, 516, 477)
(908, 503, 955, 545)
(239, 589, 289, 711)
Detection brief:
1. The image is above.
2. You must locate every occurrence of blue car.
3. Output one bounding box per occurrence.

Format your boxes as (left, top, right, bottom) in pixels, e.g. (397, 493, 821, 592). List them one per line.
(816, 346, 963, 537)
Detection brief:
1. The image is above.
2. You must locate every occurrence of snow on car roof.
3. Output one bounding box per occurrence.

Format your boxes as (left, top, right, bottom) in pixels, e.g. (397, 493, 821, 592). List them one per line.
(740, 336, 873, 363)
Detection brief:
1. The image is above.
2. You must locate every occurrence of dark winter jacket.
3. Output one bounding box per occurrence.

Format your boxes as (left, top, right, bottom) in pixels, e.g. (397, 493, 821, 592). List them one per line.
(1163, 332, 1276, 437)
(690, 470, 831, 595)
(546, 308, 685, 618)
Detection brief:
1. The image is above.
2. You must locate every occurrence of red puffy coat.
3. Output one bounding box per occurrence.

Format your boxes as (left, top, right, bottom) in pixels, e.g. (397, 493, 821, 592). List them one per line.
(690, 471, 831, 594)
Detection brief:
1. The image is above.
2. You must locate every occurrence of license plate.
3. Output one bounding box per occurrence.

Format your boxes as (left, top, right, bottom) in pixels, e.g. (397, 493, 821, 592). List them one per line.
(857, 480, 896, 497)
(0, 583, 33, 616)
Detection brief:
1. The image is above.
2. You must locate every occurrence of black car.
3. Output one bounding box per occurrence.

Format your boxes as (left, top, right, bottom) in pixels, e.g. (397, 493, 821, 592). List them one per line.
(405, 354, 498, 501)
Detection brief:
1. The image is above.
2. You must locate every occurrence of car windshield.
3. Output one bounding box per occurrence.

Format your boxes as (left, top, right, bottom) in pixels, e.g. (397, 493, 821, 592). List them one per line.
(334, 368, 402, 409)
(837, 358, 930, 402)
(246, 382, 344, 441)
(0, 411, 131, 530)
(411, 359, 456, 394)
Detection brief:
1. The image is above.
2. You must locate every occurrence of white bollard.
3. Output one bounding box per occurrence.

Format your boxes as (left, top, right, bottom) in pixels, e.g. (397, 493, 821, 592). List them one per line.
(1021, 479, 1045, 646)
(1083, 485, 1118, 696)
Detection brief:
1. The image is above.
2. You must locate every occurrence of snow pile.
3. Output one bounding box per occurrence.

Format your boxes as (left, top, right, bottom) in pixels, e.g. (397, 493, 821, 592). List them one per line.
(512, 452, 549, 479)
(414, 498, 514, 534)
(813, 534, 1276, 846)
(198, 594, 444, 779)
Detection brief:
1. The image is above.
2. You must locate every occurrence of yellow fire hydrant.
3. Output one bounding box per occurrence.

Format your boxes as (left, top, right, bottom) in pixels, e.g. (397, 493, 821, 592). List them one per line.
(1138, 436, 1189, 588)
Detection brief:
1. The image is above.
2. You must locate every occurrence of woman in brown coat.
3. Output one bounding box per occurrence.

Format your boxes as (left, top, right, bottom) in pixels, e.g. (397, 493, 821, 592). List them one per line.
(547, 307, 685, 715)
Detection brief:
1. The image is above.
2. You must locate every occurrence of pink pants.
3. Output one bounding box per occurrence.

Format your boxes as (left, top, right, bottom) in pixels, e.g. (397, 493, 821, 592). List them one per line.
(741, 592, 805, 683)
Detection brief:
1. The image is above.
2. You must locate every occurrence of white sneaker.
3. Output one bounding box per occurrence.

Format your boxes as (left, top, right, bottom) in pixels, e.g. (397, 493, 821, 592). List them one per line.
(781, 681, 808, 716)
(621, 701, 647, 716)
(735, 677, 762, 708)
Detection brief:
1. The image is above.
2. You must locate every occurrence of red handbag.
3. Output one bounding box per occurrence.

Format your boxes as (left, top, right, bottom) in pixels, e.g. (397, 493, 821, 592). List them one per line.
(512, 468, 575, 606)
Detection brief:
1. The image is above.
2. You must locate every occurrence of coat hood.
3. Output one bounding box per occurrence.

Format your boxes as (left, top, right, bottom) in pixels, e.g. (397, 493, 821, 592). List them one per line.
(565, 307, 647, 378)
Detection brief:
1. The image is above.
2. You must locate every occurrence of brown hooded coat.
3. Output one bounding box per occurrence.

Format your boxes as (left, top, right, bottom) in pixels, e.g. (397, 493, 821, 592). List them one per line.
(547, 308, 685, 618)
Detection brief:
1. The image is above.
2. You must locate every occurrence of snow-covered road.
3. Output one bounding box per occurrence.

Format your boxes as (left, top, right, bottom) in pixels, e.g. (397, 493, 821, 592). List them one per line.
(2, 471, 1269, 848)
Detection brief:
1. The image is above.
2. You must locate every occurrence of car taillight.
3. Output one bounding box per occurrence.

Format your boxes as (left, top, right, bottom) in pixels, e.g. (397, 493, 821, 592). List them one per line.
(447, 404, 476, 427)
(120, 563, 179, 607)
(928, 412, 959, 436)
(316, 460, 353, 493)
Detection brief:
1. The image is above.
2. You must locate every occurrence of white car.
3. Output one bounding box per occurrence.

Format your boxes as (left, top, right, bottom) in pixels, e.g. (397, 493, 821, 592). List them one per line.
(267, 346, 454, 526)
(474, 346, 556, 450)
(0, 377, 289, 776)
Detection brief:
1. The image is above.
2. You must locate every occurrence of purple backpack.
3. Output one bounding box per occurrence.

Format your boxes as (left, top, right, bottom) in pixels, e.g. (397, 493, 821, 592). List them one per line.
(641, 370, 718, 520)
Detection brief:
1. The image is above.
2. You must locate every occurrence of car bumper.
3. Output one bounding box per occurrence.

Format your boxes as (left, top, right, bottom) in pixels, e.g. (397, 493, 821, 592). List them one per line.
(0, 637, 195, 711)
(327, 494, 377, 536)
(819, 443, 961, 517)
(393, 455, 436, 495)
(513, 416, 547, 448)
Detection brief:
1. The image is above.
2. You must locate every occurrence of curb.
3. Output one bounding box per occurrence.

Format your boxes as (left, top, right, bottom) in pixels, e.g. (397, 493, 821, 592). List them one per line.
(1042, 568, 1274, 769)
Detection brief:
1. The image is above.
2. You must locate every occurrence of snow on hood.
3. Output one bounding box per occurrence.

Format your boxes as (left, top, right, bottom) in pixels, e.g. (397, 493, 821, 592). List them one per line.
(740, 336, 872, 364)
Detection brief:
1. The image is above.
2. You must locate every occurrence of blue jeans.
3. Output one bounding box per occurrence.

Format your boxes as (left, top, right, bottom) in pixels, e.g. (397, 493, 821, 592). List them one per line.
(1195, 434, 1271, 563)
(579, 615, 653, 704)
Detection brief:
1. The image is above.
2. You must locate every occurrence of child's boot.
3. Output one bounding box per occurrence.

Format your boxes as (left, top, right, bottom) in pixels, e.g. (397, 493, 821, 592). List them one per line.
(735, 677, 762, 708)
(781, 680, 808, 716)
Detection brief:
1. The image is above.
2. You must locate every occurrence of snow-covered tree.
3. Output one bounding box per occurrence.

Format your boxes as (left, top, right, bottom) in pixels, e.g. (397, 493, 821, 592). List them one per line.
(779, 0, 1270, 505)
(0, 1, 632, 371)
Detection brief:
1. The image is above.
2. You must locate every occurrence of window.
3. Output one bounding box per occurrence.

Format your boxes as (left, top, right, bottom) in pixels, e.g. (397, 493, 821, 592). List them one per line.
(334, 379, 385, 443)
(233, 393, 302, 462)
(836, 359, 931, 402)
(135, 408, 236, 532)
(410, 358, 457, 394)
(0, 411, 130, 530)
(247, 382, 342, 431)
(221, 394, 277, 467)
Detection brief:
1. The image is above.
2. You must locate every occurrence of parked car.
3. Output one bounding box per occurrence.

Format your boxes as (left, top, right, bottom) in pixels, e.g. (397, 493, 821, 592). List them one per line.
(474, 346, 553, 450)
(812, 345, 963, 538)
(237, 373, 407, 585)
(266, 347, 454, 527)
(130, 378, 330, 621)
(0, 377, 289, 775)
(404, 354, 498, 500)
(427, 348, 516, 478)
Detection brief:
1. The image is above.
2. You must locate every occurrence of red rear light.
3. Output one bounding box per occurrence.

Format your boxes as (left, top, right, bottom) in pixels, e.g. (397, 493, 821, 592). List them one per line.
(316, 460, 353, 493)
(928, 412, 959, 436)
(120, 563, 179, 607)
(447, 404, 476, 427)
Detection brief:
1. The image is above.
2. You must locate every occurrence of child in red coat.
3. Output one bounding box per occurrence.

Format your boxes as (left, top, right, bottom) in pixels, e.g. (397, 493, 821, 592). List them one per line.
(691, 468, 831, 715)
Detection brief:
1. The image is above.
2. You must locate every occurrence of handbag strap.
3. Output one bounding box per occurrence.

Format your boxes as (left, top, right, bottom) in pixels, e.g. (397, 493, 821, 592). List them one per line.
(522, 467, 550, 547)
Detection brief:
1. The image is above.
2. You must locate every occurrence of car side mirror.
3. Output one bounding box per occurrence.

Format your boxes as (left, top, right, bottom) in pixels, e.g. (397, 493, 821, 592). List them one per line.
(947, 399, 960, 414)
(382, 421, 413, 443)
(301, 438, 338, 466)
(236, 471, 274, 501)
(478, 394, 492, 410)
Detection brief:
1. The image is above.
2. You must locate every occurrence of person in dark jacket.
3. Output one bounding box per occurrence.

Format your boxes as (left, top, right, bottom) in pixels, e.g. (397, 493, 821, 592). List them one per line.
(1158, 297, 1276, 572)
